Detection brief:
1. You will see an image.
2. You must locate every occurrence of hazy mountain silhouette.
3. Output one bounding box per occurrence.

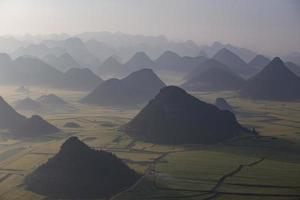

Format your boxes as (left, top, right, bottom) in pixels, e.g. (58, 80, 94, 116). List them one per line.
(215, 98, 234, 113)
(13, 56, 63, 86)
(155, 51, 207, 72)
(125, 86, 243, 144)
(12, 44, 66, 59)
(124, 52, 156, 72)
(43, 53, 81, 72)
(0, 96, 26, 129)
(182, 67, 245, 91)
(59, 68, 103, 91)
(85, 39, 116, 62)
(15, 98, 42, 111)
(180, 56, 208, 72)
(201, 41, 256, 62)
(248, 55, 271, 69)
(37, 94, 67, 107)
(0, 53, 16, 83)
(76, 31, 201, 60)
(82, 68, 165, 106)
(13, 115, 59, 137)
(285, 62, 300, 77)
(213, 48, 255, 76)
(64, 37, 100, 68)
(241, 57, 300, 100)
(184, 59, 230, 80)
(97, 56, 124, 78)
(155, 51, 182, 70)
(284, 52, 300, 65)
(0, 36, 28, 53)
(25, 136, 139, 198)
(0, 97, 59, 136)
(0, 53, 13, 67)
(0, 54, 103, 88)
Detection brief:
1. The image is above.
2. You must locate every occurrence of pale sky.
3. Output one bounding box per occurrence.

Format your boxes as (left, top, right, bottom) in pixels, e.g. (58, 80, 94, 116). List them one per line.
(0, 0, 299, 55)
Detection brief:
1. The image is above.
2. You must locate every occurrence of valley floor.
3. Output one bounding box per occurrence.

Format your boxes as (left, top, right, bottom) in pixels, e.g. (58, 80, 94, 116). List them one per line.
(0, 86, 299, 200)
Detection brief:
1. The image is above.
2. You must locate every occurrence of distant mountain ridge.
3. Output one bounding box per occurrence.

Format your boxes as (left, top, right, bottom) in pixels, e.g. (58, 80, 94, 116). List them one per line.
(0, 54, 63, 86)
(241, 57, 300, 100)
(43, 53, 81, 72)
(124, 52, 156, 73)
(182, 66, 245, 91)
(201, 41, 257, 62)
(184, 59, 230, 80)
(97, 56, 123, 78)
(0, 96, 59, 137)
(213, 48, 256, 77)
(155, 50, 207, 72)
(248, 55, 271, 70)
(0, 96, 26, 129)
(59, 68, 103, 91)
(82, 68, 166, 106)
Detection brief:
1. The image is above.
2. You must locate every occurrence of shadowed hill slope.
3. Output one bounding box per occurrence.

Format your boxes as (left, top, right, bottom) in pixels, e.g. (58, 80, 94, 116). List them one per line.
(248, 55, 271, 69)
(43, 53, 81, 72)
(124, 52, 156, 73)
(15, 98, 42, 111)
(215, 98, 234, 113)
(213, 48, 255, 76)
(82, 68, 165, 106)
(0, 97, 58, 137)
(25, 137, 139, 198)
(155, 50, 207, 72)
(37, 94, 67, 106)
(182, 67, 245, 91)
(184, 59, 230, 81)
(241, 57, 300, 101)
(97, 56, 123, 78)
(125, 86, 243, 144)
(59, 68, 103, 91)
(13, 115, 59, 137)
(285, 62, 300, 77)
(0, 96, 26, 129)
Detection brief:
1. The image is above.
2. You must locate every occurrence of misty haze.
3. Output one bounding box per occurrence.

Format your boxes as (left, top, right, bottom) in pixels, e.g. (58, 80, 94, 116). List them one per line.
(0, 0, 300, 199)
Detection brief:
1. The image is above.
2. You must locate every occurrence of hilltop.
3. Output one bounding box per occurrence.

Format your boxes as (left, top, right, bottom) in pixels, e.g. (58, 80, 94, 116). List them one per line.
(125, 86, 244, 144)
(241, 57, 300, 101)
(82, 68, 165, 106)
(25, 137, 139, 198)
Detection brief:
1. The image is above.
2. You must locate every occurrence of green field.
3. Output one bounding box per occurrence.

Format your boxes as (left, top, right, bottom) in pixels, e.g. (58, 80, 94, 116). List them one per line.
(0, 85, 299, 200)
